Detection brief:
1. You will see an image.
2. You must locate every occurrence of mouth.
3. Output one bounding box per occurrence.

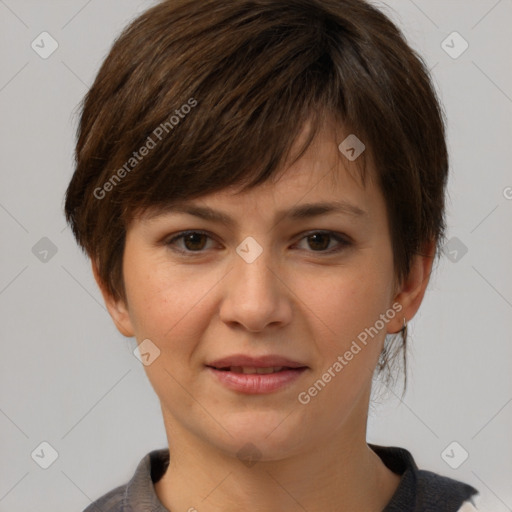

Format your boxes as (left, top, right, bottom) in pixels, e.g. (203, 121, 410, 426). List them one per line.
(205, 354, 309, 393)
(207, 365, 306, 374)
(205, 357, 309, 394)
(206, 354, 308, 370)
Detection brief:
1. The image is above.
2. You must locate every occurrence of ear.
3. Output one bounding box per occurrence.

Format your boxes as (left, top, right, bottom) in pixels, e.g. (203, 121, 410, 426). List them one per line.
(91, 259, 135, 338)
(387, 240, 436, 334)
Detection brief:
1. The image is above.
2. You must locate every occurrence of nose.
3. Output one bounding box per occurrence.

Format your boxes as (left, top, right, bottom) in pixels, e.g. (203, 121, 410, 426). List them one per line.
(218, 244, 293, 332)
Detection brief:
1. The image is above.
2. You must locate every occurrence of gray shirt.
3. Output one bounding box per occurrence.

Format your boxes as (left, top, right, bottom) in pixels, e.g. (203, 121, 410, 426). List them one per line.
(83, 444, 479, 511)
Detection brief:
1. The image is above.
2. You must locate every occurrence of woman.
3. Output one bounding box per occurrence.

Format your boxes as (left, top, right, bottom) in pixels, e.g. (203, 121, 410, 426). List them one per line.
(64, 0, 480, 510)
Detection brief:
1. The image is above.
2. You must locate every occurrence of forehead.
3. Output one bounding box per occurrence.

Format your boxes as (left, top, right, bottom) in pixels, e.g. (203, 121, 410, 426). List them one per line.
(275, 116, 370, 186)
(247, 118, 373, 198)
(136, 144, 382, 235)
(134, 119, 378, 225)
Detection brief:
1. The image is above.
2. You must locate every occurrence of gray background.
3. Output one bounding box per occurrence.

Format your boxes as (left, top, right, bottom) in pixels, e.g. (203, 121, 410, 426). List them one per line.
(0, 0, 511, 510)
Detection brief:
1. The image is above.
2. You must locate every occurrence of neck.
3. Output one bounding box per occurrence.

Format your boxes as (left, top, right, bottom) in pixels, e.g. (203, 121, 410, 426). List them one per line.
(155, 398, 401, 512)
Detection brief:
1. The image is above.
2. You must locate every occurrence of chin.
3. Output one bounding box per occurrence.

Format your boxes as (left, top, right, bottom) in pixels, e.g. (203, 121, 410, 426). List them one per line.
(211, 418, 309, 461)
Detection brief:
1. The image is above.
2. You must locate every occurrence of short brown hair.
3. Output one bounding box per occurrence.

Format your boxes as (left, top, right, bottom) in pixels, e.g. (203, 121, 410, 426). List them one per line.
(64, 0, 449, 389)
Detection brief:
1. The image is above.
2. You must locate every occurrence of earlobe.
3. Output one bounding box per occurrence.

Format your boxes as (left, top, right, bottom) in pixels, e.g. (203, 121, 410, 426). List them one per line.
(91, 259, 135, 338)
(387, 240, 436, 334)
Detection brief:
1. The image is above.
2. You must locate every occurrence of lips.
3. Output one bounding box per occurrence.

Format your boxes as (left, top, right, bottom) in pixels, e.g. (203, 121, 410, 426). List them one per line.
(207, 365, 308, 394)
(217, 366, 288, 374)
(206, 354, 308, 372)
(205, 354, 309, 393)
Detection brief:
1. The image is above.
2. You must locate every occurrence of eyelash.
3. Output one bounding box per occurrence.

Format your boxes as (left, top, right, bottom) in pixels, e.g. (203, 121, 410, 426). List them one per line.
(164, 230, 352, 256)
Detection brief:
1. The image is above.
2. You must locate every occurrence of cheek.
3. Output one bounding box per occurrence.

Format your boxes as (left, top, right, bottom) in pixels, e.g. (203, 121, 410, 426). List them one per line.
(293, 264, 394, 414)
(294, 259, 393, 347)
(123, 254, 221, 347)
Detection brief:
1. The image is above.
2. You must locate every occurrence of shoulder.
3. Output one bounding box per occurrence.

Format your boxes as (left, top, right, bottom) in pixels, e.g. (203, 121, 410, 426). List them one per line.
(81, 449, 170, 512)
(415, 468, 479, 510)
(370, 444, 479, 512)
(82, 484, 126, 512)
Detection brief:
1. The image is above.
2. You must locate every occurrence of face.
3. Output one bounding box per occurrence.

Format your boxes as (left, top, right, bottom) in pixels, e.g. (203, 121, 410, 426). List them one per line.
(97, 123, 430, 462)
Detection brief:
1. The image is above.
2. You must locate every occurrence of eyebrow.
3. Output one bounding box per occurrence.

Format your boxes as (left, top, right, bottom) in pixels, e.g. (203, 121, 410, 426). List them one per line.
(146, 201, 368, 228)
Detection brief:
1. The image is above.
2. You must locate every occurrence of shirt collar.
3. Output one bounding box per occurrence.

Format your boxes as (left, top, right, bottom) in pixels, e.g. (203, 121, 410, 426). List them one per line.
(121, 444, 476, 511)
(123, 448, 170, 511)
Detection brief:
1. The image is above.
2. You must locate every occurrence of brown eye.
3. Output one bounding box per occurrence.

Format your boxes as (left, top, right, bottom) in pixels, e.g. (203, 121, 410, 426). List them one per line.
(166, 231, 214, 253)
(165, 230, 351, 256)
(182, 232, 208, 251)
(295, 231, 352, 253)
(306, 233, 331, 251)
